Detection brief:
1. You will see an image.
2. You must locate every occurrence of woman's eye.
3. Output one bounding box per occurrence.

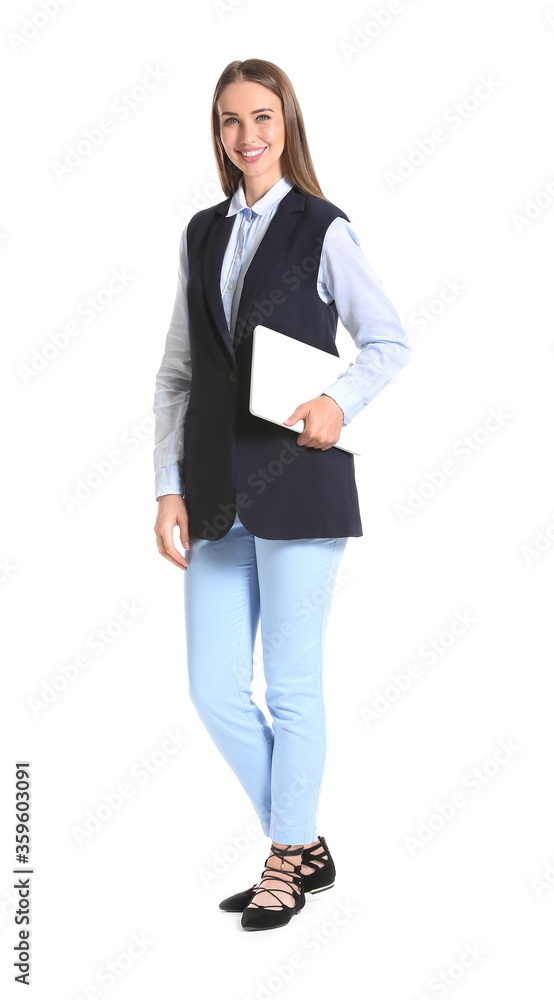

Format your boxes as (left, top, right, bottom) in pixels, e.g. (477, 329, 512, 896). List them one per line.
(223, 115, 270, 125)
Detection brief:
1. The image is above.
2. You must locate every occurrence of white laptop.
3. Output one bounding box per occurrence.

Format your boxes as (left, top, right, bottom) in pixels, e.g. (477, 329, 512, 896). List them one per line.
(249, 324, 367, 455)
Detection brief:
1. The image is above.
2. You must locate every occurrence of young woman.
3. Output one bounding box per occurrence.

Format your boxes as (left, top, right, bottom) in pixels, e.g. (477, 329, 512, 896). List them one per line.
(153, 58, 411, 931)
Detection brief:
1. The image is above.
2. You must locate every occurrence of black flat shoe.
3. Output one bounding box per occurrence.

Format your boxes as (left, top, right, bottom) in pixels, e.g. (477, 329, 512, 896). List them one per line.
(240, 844, 305, 931)
(219, 835, 335, 912)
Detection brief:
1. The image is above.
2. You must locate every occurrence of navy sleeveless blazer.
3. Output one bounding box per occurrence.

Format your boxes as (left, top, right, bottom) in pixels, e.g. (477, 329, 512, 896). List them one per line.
(181, 184, 363, 541)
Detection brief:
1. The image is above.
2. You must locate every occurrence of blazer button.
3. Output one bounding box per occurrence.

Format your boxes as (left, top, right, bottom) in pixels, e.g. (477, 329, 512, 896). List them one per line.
(228, 370, 237, 383)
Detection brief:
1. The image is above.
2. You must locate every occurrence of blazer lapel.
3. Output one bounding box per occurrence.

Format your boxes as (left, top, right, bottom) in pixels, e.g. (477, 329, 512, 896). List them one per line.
(201, 206, 236, 360)
(201, 185, 306, 359)
(233, 186, 305, 348)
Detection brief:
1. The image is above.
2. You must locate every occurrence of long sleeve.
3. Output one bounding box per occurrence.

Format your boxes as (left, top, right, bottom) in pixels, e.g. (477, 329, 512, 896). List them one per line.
(317, 217, 411, 424)
(152, 227, 192, 500)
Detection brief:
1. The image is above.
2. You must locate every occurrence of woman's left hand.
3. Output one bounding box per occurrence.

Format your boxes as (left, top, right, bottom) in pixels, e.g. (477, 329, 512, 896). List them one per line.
(283, 394, 344, 450)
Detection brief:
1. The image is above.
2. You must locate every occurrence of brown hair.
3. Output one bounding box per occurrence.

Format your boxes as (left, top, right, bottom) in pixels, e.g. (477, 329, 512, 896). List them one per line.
(210, 58, 329, 202)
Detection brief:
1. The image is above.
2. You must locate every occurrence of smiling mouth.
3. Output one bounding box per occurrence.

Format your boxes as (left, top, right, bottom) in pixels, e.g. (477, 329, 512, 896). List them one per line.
(236, 146, 268, 162)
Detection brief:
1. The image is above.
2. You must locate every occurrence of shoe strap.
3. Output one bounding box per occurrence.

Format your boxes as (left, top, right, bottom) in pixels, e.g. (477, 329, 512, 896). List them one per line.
(249, 844, 304, 907)
(269, 843, 304, 867)
(250, 867, 302, 908)
(302, 836, 329, 872)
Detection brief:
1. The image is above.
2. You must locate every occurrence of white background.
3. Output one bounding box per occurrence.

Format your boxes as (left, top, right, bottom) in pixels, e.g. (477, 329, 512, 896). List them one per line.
(1, 0, 553, 997)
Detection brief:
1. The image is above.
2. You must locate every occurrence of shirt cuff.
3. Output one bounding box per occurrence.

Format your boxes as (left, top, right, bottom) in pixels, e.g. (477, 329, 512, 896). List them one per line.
(321, 380, 365, 426)
(155, 464, 184, 501)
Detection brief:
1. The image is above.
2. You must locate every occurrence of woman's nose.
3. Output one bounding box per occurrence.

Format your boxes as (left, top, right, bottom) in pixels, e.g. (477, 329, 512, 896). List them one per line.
(238, 126, 258, 144)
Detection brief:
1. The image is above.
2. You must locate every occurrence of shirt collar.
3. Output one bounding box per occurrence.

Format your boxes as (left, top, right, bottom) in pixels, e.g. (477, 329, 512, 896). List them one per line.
(226, 173, 294, 218)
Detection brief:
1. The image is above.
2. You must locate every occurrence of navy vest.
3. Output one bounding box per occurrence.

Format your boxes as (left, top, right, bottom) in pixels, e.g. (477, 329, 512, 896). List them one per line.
(181, 184, 363, 541)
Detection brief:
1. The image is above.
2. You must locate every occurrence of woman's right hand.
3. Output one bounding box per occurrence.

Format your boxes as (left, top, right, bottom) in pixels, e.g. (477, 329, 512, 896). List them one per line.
(154, 494, 190, 570)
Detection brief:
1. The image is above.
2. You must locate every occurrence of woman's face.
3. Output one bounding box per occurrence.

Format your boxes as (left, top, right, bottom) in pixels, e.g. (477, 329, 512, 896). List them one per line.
(217, 80, 286, 188)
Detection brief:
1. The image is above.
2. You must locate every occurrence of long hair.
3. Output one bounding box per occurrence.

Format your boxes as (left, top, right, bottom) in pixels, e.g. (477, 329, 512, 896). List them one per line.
(210, 59, 329, 202)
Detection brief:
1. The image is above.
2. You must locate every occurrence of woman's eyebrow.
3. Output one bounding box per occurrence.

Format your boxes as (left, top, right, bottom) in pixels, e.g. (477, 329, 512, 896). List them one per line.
(219, 107, 274, 116)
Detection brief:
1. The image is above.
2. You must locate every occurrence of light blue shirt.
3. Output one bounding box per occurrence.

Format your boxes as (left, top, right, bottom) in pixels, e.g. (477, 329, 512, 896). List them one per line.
(153, 173, 411, 500)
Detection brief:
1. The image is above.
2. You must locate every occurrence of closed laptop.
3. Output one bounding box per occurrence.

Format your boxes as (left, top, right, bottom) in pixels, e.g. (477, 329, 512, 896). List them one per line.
(249, 324, 367, 455)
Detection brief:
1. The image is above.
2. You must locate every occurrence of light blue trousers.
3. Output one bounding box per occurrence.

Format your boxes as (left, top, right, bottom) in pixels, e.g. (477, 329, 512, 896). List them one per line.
(184, 512, 348, 844)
